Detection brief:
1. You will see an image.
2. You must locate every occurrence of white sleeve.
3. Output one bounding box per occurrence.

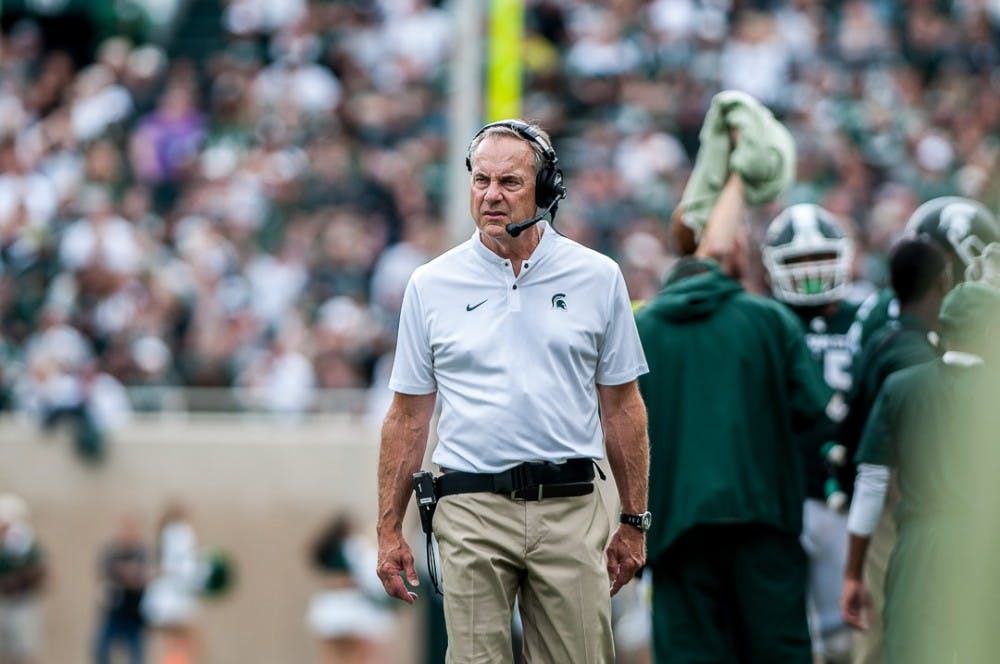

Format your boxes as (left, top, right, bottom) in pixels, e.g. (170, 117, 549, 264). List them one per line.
(596, 266, 649, 385)
(387, 274, 436, 395)
(847, 463, 891, 536)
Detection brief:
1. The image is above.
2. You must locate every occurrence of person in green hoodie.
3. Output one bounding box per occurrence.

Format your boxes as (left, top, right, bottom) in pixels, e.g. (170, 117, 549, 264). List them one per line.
(636, 174, 831, 663)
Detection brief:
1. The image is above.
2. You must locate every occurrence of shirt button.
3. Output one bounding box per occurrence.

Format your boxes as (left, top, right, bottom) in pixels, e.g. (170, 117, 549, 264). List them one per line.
(524, 263, 530, 268)
(512, 284, 518, 290)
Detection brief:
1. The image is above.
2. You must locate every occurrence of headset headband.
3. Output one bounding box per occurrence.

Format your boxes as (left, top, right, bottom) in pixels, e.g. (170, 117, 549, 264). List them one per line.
(465, 120, 558, 172)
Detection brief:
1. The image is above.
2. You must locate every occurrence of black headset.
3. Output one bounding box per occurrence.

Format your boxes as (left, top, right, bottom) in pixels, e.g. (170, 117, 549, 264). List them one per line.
(465, 120, 566, 211)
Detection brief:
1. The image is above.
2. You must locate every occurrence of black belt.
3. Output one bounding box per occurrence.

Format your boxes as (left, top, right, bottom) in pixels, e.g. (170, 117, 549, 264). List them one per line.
(436, 458, 596, 501)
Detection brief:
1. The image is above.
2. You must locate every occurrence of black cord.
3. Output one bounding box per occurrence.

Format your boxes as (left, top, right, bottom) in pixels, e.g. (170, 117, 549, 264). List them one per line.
(426, 531, 443, 596)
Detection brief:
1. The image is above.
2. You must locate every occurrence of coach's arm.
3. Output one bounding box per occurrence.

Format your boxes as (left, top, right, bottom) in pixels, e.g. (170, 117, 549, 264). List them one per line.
(599, 379, 649, 596)
(376, 391, 436, 603)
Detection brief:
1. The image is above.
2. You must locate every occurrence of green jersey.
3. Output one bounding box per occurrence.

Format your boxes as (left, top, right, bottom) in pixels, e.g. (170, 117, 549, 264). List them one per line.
(636, 261, 831, 560)
(848, 287, 899, 352)
(855, 359, 997, 524)
(787, 301, 861, 499)
(841, 314, 939, 460)
(795, 301, 862, 394)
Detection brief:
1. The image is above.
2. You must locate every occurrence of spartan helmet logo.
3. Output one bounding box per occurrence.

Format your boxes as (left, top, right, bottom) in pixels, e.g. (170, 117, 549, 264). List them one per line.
(551, 293, 567, 310)
(939, 201, 983, 267)
(940, 201, 974, 240)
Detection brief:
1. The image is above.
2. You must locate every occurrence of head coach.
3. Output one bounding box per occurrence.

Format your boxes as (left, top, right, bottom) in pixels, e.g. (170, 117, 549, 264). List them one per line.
(375, 119, 651, 663)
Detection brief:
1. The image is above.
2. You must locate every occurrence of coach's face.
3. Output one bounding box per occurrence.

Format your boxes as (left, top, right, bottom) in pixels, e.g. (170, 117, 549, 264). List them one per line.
(469, 135, 537, 239)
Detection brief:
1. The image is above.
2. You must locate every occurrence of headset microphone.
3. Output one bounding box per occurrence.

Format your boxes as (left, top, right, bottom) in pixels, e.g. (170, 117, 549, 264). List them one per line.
(505, 194, 564, 238)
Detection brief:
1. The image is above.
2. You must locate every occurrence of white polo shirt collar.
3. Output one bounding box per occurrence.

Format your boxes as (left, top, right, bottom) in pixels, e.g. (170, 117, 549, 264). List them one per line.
(470, 220, 555, 273)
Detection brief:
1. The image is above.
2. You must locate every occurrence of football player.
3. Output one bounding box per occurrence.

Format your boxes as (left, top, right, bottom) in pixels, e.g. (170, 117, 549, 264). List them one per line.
(849, 196, 1000, 350)
(836, 197, 998, 664)
(839, 237, 951, 664)
(761, 203, 858, 663)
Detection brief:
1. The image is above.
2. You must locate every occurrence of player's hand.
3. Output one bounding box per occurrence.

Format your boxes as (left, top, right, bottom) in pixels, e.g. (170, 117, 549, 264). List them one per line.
(606, 524, 645, 597)
(840, 577, 871, 629)
(376, 533, 419, 604)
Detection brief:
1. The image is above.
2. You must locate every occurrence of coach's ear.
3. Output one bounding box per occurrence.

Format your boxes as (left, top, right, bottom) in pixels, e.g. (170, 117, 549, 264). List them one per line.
(670, 205, 698, 256)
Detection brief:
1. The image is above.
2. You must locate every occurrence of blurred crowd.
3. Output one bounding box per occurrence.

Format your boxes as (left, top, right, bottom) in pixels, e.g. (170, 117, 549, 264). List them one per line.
(2, 0, 1000, 438)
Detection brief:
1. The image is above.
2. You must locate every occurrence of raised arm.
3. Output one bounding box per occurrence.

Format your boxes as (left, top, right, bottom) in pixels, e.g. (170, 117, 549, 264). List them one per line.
(694, 172, 746, 278)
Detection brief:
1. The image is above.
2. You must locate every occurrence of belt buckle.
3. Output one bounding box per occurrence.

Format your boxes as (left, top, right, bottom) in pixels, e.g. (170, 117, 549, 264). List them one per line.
(510, 485, 544, 501)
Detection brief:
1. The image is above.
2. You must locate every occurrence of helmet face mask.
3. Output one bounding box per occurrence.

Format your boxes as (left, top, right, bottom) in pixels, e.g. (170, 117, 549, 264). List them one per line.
(966, 242, 1000, 287)
(906, 197, 1000, 284)
(762, 204, 854, 306)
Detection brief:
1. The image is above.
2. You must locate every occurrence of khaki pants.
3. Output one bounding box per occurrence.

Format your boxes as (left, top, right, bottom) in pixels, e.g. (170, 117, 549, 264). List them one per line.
(433, 489, 613, 664)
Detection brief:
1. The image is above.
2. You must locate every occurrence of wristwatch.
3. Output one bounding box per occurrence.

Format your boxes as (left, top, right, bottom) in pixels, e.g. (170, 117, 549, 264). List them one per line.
(620, 511, 652, 532)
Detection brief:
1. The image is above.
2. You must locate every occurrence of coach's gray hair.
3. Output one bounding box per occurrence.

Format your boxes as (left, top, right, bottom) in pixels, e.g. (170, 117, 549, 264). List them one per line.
(467, 121, 551, 175)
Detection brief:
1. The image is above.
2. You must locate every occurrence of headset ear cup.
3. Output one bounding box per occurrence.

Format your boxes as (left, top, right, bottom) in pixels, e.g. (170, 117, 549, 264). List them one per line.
(535, 166, 564, 208)
(551, 168, 565, 201)
(535, 167, 552, 208)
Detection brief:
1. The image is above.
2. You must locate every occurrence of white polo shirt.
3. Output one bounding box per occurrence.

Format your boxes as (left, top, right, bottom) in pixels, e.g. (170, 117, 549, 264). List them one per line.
(388, 222, 648, 473)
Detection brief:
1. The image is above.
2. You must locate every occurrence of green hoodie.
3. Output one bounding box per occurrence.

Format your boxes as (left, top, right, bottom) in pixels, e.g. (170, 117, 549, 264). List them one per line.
(636, 261, 831, 560)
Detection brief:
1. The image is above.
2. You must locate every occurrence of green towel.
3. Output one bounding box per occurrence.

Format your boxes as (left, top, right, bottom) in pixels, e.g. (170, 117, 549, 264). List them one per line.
(679, 90, 796, 241)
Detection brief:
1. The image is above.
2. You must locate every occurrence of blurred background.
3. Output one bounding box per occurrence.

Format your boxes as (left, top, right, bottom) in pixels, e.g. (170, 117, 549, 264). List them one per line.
(2, 0, 1000, 661)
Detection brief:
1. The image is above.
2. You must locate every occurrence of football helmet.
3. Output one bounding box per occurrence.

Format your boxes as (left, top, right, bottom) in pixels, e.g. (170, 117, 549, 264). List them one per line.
(905, 196, 1000, 284)
(763, 204, 855, 305)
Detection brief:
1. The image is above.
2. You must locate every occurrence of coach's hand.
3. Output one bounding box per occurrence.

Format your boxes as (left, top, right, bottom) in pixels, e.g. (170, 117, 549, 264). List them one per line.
(606, 524, 645, 596)
(377, 532, 420, 604)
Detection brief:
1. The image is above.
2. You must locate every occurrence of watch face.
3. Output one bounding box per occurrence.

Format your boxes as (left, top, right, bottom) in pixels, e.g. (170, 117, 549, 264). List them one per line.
(641, 512, 652, 531)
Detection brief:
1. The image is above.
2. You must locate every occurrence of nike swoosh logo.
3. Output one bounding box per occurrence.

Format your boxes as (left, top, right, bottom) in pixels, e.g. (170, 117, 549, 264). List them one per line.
(466, 299, 488, 311)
